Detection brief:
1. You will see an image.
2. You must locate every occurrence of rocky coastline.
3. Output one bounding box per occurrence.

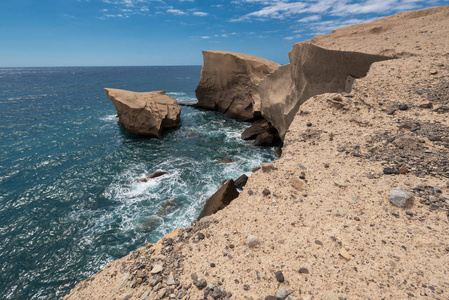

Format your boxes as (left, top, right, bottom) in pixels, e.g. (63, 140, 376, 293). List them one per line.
(65, 6, 449, 300)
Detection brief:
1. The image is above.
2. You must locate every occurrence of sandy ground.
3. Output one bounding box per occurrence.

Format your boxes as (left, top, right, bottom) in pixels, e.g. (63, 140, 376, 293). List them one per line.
(64, 5, 449, 300)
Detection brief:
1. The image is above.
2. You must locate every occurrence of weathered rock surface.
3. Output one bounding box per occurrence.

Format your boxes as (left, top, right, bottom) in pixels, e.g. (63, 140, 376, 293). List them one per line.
(259, 43, 390, 140)
(195, 51, 280, 121)
(197, 180, 239, 220)
(105, 88, 181, 138)
(242, 119, 281, 146)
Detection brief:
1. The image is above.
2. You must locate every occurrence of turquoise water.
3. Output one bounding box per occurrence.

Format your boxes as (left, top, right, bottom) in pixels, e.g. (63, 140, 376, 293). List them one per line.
(0, 67, 277, 299)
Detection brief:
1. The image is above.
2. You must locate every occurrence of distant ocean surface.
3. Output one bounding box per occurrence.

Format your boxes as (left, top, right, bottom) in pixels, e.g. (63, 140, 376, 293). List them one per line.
(0, 66, 276, 299)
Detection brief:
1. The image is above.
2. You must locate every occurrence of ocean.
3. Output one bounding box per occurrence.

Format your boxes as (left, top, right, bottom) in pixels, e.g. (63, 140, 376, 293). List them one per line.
(0, 66, 277, 299)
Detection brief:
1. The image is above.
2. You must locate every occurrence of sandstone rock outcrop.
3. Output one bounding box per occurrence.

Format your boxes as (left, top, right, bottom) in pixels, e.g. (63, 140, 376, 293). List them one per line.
(104, 88, 181, 138)
(197, 180, 239, 221)
(259, 42, 390, 140)
(195, 51, 280, 121)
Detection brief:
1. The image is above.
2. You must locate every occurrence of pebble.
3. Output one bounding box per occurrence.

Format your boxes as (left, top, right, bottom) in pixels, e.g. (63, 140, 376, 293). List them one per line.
(339, 248, 351, 260)
(389, 187, 413, 207)
(167, 275, 176, 285)
(265, 297, 277, 300)
(275, 271, 285, 283)
(398, 104, 409, 111)
(210, 263, 216, 268)
(195, 279, 207, 290)
(177, 289, 187, 299)
(298, 268, 309, 274)
(243, 284, 250, 291)
(150, 264, 163, 274)
(247, 235, 261, 248)
(333, 179, 348, 187)
(121, 291, 133, 300)
(262, 188, 271, 196)
(140, 290, 150, 300)
(158, 288, 167, 298)
(275, 288, 291, 300)
(290, 177, 306, 191)
(197, 232, 205, 240)
(383, 168, 400, 175)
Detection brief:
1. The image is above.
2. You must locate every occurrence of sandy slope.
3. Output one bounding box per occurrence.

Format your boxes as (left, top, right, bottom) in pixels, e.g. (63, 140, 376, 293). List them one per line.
(64, 6, 449, 300)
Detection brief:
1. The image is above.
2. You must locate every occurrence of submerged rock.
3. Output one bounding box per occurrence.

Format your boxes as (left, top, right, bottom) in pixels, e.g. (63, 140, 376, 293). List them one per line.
(104, 88, 181, 138)
(195, 51, 280, 121)
(197, 180, 239, 220)
(259, 43, 390, 140)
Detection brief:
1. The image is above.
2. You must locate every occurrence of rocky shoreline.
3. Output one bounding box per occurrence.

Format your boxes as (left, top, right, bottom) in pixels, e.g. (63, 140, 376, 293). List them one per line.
(64, 6, 449, 300)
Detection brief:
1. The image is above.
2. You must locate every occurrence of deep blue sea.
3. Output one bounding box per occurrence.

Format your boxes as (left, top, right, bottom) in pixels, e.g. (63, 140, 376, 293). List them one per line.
(0, 66, 276, 299)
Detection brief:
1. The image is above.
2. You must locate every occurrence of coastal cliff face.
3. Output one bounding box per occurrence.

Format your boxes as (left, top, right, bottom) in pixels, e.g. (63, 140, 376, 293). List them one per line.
(105, 88, 181, 138)
(259, 43, 390, 141)
(66, 5, 449, 300)
(195, 51, 280, 121)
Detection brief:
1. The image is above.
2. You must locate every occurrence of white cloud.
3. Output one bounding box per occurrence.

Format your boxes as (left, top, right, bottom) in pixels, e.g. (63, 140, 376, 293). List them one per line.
(200, 36, 210, 39)
(297, 15, 321, 23)
(231, 0, 434, 22)
(167, 8, 187, 15)
(193, 11, 208, 16)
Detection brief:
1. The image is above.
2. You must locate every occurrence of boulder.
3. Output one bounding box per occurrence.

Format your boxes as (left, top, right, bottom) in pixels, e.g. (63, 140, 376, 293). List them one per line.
(104, 88, 181, 138)
(197, 180, 239, 220)
(195, 51, 280, 121)
(234, 174, 249, 189)
(259, 42, 390, 140)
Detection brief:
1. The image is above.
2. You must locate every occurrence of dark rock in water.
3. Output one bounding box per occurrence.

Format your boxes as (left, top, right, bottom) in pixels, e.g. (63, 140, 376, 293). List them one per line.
(148, 171, 168, 178)
(216, 158, 235, 163)
(157, 200, 177, 217)
(137, 171, 168, 182)
(197, 180, 239, 220)
(254, 131, 275, 146)
(235, 174, 249, 189)
(242, 119, 273, 140)
(275, 271, 285, 283)
(242, 119, 282, 146)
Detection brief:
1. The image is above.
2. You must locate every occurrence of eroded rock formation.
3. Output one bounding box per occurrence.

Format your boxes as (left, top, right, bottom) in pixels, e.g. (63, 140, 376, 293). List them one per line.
(195, 51, 280, 121)
(104, 88, 181, 138)
(259, 42, 391, 140)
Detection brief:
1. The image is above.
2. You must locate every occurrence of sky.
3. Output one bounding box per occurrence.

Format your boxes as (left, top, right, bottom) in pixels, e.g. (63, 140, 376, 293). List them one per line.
(0, 0, 447, 67)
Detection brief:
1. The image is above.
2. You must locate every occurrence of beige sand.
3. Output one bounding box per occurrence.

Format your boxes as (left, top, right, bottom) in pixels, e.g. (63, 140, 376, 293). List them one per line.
(65, 5, 449, 300)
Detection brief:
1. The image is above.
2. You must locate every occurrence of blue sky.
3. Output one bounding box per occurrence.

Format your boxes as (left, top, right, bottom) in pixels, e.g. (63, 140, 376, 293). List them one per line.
(0, 0, 447, 67)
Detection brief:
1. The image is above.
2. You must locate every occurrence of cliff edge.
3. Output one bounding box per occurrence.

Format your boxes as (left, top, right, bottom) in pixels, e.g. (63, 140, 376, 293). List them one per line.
(65, 5, 449, 300)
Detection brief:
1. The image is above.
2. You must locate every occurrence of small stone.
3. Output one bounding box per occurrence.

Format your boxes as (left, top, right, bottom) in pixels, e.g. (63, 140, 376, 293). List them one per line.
(298, 268, 309, 274)
(153, 282, 162, 292)
(265, 297, 277, 300)
(211, 287, 223, 299)
(275, 271, 285, 283)
(275, 288, 291, 300)
(191, 273, 198, 282)
(136, 278, 143, 284)
(389, 187, 413, 207)
(419, 102, 433, 109)
(121, 291, 133, 300)
(177, 289, 187, 299)
(167, 275, 176, 285)
(315, 240, 323, 246)
(248, 190, 253, 195)
(428, 135, 442, 141)
(197, 232, 205, 240)
(399, 167, 410, 174)
(262, 188, 271, 196)
(383, 168, 400, 175)
(243, 284, 250, 291)
(324, 163, 330, 168)
(247, 235, 261, 248)
(338, 294, 348, 300)
(430, 69, 438, 75)
(210, 263, 216, 268)
(290, 177, 306, 191)
(140, 290, 150, 300)
(387, 108, 396, 115)
(398, 104, 409, 111)
(150, 264, 163, 274)
(136, 270, 146, 279)
(195, 279, 207, 290)
(339, 248, 351, 260)
(158, 288, 167, 298)
(333, 179, 348, 187)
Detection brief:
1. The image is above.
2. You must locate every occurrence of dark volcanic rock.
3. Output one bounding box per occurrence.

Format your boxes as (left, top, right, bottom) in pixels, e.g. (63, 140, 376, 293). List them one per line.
(235, 174, 249, 189)
(197, 180, 239, 220)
